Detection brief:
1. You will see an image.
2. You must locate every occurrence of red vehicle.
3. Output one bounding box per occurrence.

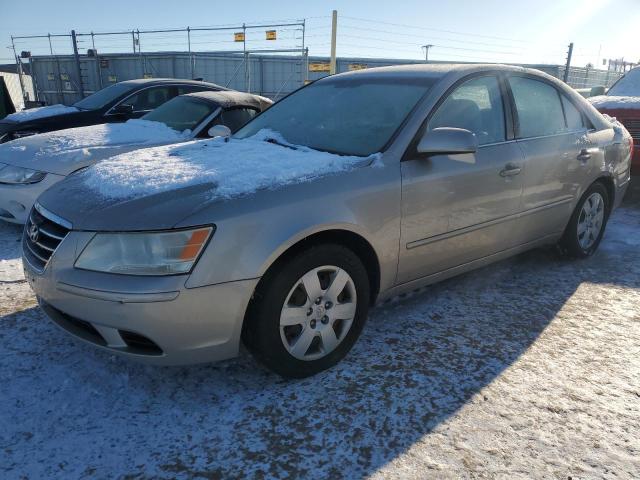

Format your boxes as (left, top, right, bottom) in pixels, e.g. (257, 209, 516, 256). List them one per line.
(589, 67, 639, 174)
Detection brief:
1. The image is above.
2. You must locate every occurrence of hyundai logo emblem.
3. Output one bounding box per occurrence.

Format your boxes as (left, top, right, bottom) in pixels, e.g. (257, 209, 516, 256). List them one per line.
(28, 223, 39, 243)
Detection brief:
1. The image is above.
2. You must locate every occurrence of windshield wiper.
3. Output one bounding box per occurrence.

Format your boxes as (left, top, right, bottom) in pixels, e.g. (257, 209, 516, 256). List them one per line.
(265, 137, 298, 150)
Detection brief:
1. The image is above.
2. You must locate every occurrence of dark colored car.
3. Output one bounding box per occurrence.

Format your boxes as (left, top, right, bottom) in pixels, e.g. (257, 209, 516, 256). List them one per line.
(0, 78, 227, 143)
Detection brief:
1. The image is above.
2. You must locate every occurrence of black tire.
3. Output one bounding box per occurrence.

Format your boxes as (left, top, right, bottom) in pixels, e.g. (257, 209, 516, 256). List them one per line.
(559, 182, 610, 258)
(242, 244, 370, 378)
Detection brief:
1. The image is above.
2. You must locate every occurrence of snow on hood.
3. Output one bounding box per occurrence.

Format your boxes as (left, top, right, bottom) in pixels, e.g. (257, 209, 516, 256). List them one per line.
(82, 129, 379, 201)
(4, 104, 79, 122)
(0, 119, 189, 175)
(589, 95, 640, 110)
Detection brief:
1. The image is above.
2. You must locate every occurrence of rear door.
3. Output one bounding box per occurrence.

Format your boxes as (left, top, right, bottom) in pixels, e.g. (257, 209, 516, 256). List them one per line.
(397, 74, 525, 284)
(507, 76, 592, 241)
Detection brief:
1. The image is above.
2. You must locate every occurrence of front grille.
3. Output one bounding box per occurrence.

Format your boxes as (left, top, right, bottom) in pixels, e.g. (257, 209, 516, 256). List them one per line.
(620, 118, 640, 141)
(23, 205, 71, 272)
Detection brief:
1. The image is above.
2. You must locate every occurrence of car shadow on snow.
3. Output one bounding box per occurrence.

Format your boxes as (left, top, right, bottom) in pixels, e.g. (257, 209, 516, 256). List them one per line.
(2, 203, 640, 478)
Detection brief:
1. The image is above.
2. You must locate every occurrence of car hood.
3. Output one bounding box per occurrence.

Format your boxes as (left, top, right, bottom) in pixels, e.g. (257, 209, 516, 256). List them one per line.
(37, 130, 379, 231)
(0, 120, 189, 175)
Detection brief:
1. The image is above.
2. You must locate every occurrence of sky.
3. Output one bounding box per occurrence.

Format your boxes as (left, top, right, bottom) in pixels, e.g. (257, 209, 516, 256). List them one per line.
(1, 0, 639, 68)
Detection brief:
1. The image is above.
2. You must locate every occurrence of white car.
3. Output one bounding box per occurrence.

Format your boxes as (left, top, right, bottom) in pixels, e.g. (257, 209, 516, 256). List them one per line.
(0, 91, 271, 223)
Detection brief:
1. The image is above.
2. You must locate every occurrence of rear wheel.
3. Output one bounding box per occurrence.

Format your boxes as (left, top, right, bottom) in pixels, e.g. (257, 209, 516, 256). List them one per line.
(243, 244, 370, 378)
(559, 182, 610, 258)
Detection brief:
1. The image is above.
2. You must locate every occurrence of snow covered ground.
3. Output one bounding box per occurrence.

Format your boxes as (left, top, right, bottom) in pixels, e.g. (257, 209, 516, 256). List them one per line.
(1, 192, 639, 479)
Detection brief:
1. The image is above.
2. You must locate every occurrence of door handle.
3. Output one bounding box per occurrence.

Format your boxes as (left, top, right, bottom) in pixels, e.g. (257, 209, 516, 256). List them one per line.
(577, 149, 591, 163)
(500, 163, 522, 177)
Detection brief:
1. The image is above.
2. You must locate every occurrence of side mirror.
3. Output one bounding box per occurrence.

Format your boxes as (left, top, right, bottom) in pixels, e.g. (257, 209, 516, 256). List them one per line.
(112, 103, 134, 116)
(590, 85, 605, 97)
(208, 125, 231, 138)
(417, 127, 478, 156)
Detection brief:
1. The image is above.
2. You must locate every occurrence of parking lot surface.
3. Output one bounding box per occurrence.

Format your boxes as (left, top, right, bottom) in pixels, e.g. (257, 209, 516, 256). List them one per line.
(1, 195, 639, 479)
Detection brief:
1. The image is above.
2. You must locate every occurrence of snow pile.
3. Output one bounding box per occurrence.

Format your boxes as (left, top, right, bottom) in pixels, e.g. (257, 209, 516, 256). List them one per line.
(589, 95, 640, 110)
(4, 104, 79, 121)
(33, 119, 189, 157)
(83, 129, 378, 200)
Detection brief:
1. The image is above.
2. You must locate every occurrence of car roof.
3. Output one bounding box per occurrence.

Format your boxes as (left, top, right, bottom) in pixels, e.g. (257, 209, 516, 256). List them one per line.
(117, 78, 228, 90)
(185, 90, 273, 111)
(327, 63, 537, 82)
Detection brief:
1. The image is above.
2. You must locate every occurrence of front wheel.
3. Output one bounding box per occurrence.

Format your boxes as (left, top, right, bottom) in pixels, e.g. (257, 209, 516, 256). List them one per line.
(559, 182, 610, 258)
(242, 244, 370, 378)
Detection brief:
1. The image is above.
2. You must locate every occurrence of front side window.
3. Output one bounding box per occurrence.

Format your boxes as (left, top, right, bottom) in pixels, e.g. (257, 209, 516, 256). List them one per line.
(509, 77, 565, 138)
(141, 96, 218, 132)
(428, 75, 505, 145)
(120, 86, 176, 112)
(235, 76, 437, 156)
(73, 83, 134, 110)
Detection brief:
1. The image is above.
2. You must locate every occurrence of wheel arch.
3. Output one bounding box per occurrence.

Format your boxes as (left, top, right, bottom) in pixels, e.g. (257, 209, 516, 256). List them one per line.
(253, 227, 382, 307)
(593, 175, 615, 214)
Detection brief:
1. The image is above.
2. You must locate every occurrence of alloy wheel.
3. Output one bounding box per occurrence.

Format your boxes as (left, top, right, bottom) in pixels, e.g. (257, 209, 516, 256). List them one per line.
(577, 192, 605, 250)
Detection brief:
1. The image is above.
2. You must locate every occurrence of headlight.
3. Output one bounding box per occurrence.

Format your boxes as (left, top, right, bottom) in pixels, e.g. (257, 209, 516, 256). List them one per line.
(0, 164, 47, 184)
(75, 226, 214, 276)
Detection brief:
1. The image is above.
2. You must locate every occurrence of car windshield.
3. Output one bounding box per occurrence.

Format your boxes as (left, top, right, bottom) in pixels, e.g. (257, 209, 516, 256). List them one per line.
(235, 76, 436, 156)
(141, 96, 219, 132)
(607, 68, 640, 97)
(73, 83, 135, 110)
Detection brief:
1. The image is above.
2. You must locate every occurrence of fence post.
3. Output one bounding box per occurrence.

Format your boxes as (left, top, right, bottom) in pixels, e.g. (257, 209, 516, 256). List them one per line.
(11, 36, 28, 105)
(563, 42, 573, 84)
(187, 27, 194, 79)
(71, 29, 85, 97)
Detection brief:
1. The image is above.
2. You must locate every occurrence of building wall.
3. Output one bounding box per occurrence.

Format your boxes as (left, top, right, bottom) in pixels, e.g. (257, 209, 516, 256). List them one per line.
(28, 52, 623, 106)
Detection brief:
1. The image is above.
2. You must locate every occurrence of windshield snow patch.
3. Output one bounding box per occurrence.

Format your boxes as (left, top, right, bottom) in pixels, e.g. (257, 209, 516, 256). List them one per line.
(5, 104, 79, 121)
(82, 129, 379, 200)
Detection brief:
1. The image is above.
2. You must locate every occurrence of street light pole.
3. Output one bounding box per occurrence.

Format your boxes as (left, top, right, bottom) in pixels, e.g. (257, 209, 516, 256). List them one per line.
(422, 44, 434, 63)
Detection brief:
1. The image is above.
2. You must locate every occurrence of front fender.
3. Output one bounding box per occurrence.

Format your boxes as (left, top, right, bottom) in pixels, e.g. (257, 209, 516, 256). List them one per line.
(183, 162, 401, 292)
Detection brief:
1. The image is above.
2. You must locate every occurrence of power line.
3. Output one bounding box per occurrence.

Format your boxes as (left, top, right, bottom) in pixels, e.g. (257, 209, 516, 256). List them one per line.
(341, 15, 532, 43)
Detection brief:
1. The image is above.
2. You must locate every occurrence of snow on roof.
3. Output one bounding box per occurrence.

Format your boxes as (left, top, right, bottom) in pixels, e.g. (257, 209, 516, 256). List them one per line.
(588, 95, 640, 110)
(607, 67, 640, 97)
(588, 68, 640, 110)
(4, 104, 79, 122)
(83, 129, 378, 200)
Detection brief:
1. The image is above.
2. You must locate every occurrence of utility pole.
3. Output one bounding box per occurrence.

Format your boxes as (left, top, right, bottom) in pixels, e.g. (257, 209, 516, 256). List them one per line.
(329, 10, 338, 75)
(422, 44, 434, 63)
(563, 42, 574, 83)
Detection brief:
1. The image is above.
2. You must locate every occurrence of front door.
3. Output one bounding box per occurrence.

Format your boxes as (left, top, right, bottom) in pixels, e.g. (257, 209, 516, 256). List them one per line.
(398, 75, 525, 284)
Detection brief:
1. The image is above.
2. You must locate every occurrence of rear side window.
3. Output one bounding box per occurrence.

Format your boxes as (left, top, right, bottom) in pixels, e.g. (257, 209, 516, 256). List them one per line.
(428, 76, 505, 145)
(509, 77, 565, 138)
(121, 86, 176, 112)
(212, 108, 258, 133)
(561, 96, 584, 131)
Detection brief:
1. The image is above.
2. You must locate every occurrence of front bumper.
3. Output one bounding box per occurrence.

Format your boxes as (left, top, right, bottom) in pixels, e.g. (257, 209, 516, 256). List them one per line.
(23, 230, 258, 365)
(0, 173, 65, 224)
